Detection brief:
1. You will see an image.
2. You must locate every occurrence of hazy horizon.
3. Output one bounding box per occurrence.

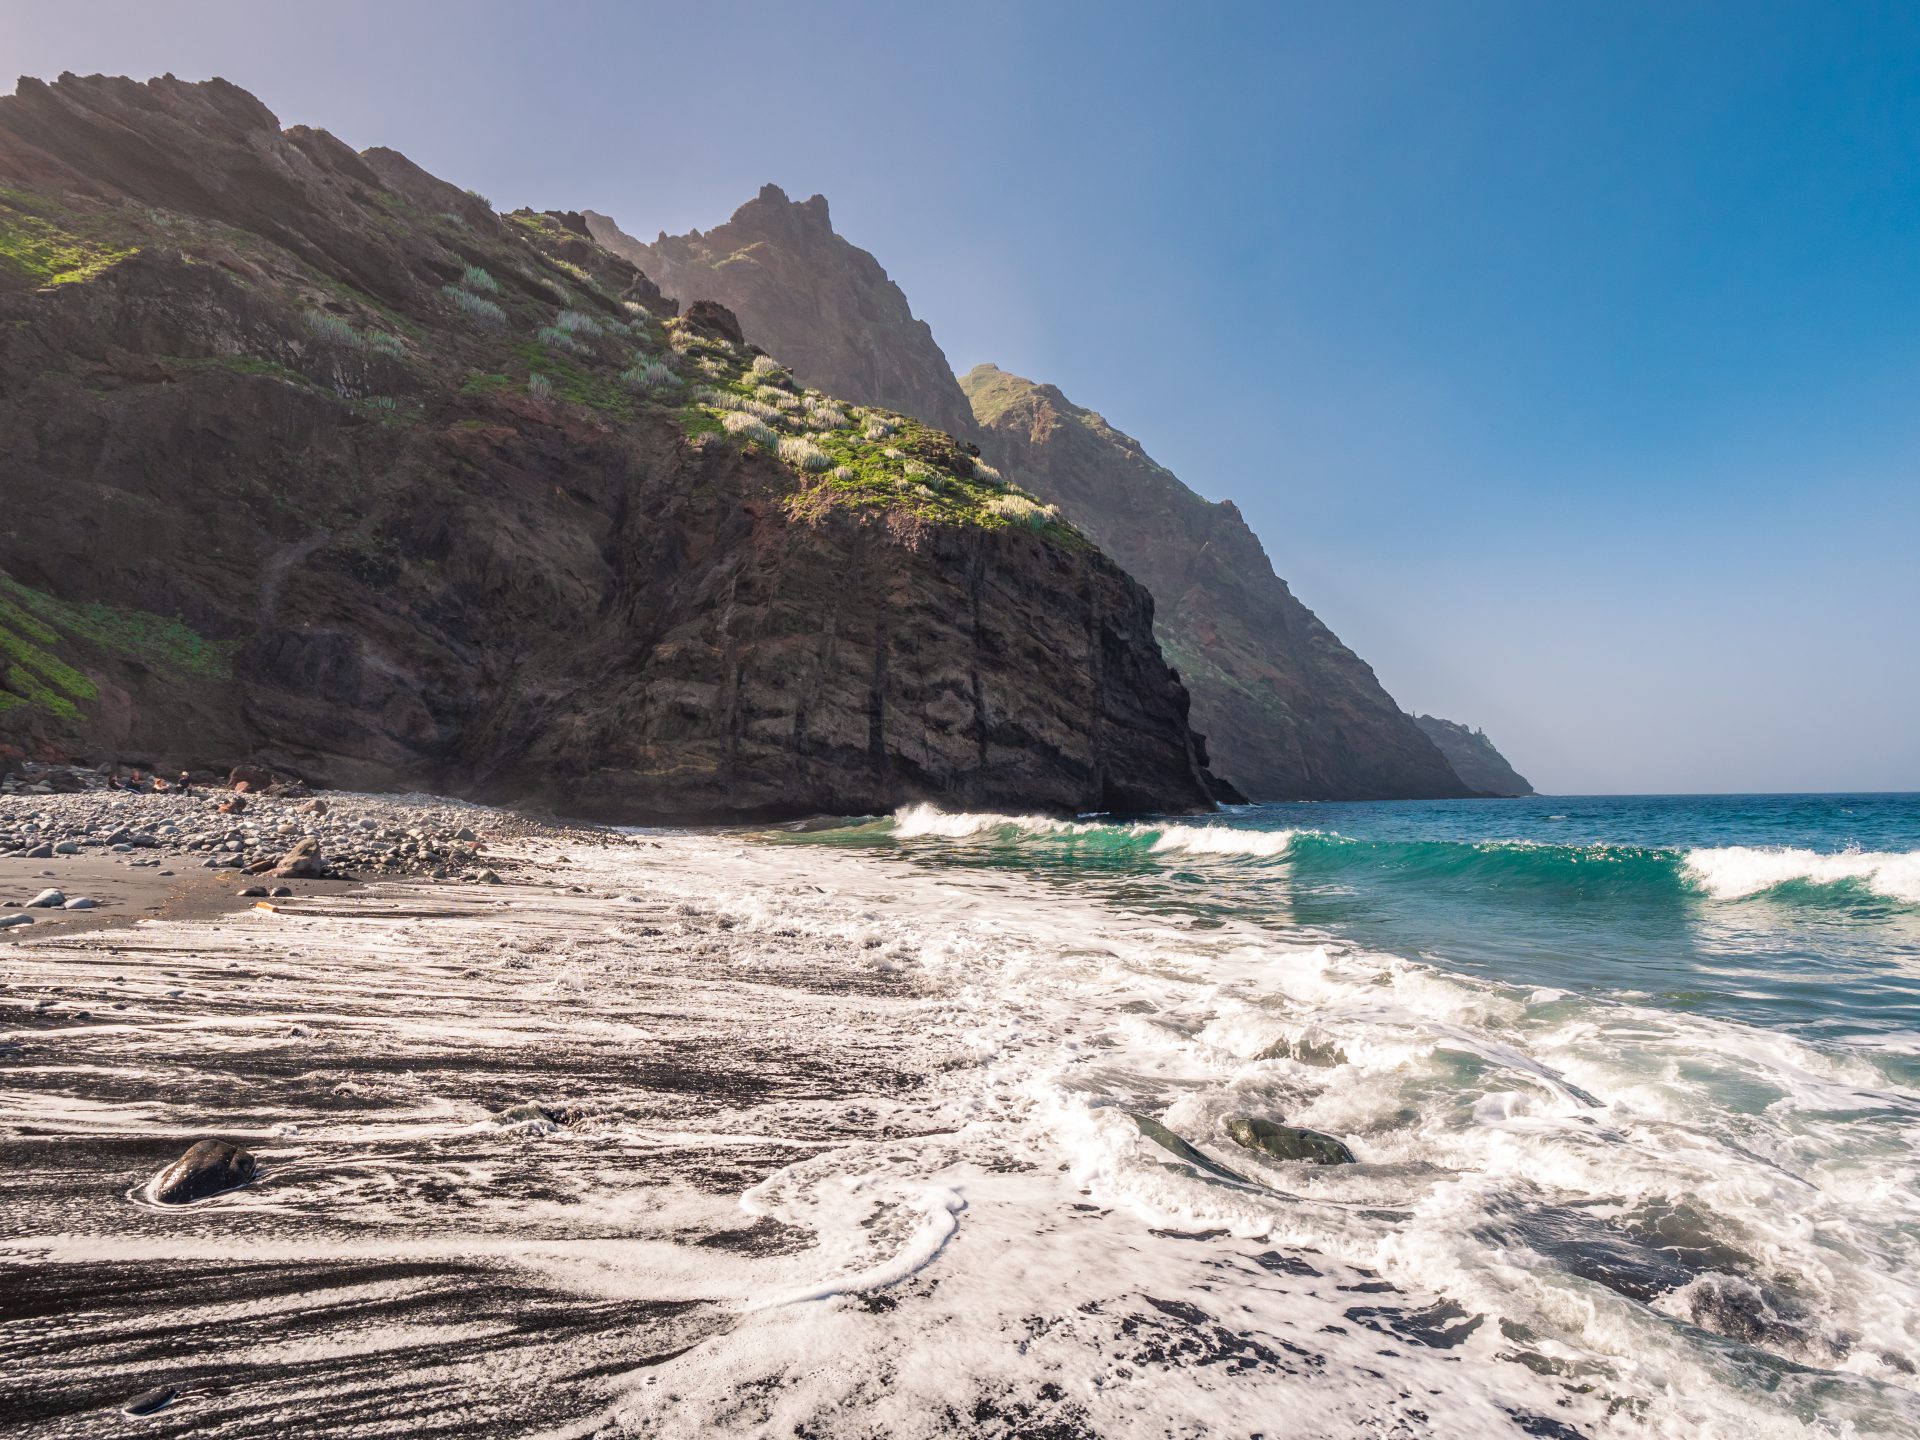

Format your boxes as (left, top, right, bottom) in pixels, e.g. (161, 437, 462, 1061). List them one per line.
(8, 0, 1916, 795)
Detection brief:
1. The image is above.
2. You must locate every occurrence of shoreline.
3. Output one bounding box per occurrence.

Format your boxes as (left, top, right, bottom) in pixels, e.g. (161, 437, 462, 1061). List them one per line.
(4, 790, 1915, 1438)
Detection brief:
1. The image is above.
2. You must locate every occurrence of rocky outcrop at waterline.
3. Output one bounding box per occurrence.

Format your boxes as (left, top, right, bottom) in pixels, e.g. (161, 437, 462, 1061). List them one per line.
(0, 73, 1227, 819)
(1413, 716, 1535, 796)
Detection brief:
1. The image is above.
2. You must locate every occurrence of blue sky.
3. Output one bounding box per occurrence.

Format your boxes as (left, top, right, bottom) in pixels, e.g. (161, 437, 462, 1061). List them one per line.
(9, 1, 1918, 792)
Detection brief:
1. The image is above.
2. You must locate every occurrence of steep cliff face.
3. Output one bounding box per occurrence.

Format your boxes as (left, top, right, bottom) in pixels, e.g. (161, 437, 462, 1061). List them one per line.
(586, 188, 981, 444)
(596, 185, 1469, 801)
(1414, 717, 1534, 797)
(0, 74, 1221, 819)
(963, 367, 1469, 801)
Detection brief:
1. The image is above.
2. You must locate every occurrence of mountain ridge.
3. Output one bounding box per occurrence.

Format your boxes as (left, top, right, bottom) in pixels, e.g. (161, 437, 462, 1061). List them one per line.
(0, 73, 1224, 819)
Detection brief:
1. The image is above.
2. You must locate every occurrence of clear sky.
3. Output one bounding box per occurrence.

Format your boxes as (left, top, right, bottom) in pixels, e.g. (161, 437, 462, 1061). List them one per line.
(9, 0, 1918, 793)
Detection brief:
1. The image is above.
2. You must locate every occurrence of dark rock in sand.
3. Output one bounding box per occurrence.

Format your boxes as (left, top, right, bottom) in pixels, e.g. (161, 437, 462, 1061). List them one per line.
(150, 1139, 257, 1204)
(269, 885, 293, 898)
(1227, 1115, 1355, 1165)
(1132, 1113, 1250, 1184)
(124, 1385, 177, 1416)
(237, 886, 267, 898)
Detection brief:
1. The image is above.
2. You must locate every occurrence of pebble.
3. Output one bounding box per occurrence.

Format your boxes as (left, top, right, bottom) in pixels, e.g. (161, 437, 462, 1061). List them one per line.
(124, 1385, 177, 1416)
(0, 780, 561, 909)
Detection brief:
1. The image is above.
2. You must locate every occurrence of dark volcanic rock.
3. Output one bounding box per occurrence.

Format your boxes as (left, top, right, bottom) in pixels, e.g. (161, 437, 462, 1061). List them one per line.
(1413, 715, 1534, 796)
(123, 1385, 177, 1416)
(1226, 1115, 1355, 1165)
(0, 75, 1221, 821)
(150, 1138, 256, 1203)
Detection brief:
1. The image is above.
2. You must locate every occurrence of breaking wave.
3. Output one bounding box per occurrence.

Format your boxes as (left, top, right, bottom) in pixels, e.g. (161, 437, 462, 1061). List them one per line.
(878, 806, 1920, 909)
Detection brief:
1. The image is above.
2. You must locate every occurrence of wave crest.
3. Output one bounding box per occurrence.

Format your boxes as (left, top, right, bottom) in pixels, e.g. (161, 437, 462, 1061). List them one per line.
(889, 805, 1299, 858)
(1684, 846, 1920, 905)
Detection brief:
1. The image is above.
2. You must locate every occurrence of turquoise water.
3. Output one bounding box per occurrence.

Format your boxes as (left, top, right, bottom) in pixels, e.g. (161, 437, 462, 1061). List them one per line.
(797, 793, 1920, 1051)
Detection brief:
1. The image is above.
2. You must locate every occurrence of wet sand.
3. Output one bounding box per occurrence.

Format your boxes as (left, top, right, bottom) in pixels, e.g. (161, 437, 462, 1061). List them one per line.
(0, 853, 360, 942)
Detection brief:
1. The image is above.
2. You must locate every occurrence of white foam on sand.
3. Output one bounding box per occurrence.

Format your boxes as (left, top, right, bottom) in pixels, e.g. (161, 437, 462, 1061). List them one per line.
(5, 800, 1918, 1437)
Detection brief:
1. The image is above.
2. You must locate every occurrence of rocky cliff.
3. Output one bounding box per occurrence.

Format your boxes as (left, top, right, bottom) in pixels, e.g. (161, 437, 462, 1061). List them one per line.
(586, 188, 982, 444)
(605, 184, 1468, 800)
(0, 73, 1225, 820)
(963, 368, 1468, 801)
(1413, 716, 1534, 797)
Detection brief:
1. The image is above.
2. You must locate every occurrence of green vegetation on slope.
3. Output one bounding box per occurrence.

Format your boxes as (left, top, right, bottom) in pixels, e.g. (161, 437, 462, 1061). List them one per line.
(0, 188, 138, 287)
(676, 337, 1077, 537)
(0, 574, 235, 725)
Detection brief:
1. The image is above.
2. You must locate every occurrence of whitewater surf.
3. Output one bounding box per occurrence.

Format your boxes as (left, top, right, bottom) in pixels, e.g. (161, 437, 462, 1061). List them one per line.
(6, 791, 1919, 1437)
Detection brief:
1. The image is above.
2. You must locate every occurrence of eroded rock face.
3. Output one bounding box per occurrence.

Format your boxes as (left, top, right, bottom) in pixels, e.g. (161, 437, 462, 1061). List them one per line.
(963, 367, 1472, 802)
(0, 75, 1221, 821)
(588, 188, 982, 444)
(150, 1138, 256, 1204)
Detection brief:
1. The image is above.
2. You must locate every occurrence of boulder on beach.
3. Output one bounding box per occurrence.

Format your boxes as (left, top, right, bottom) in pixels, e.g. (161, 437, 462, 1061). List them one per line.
(26, 889, 64, 908)
(1226, 1115, 1355, 1166)
(269, 838, 325, 879)
(150, 1138, 257, 1204)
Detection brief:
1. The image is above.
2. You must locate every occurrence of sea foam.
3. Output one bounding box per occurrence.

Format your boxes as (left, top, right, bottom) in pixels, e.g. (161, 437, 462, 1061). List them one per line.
(1684, 845, 1920, 904)
(889, 803, 1299, 858)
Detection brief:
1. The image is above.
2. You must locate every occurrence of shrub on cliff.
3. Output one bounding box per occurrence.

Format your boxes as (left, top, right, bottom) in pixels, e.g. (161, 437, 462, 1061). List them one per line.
(303, 308, 362, 347)
(985, 493, 1059, 530)
(778, 436, 833, 472)
(622, 359, 676, 394)
(442, 285, 506, 328)
(722, 410, 777, 448)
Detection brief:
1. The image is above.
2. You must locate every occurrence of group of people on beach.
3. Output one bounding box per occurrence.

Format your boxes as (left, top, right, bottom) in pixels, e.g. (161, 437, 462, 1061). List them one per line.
(103, 769, 194, 795)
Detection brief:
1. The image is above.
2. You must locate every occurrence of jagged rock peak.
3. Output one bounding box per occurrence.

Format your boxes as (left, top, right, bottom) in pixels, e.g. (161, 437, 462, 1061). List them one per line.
(585, 191, 979, 442)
